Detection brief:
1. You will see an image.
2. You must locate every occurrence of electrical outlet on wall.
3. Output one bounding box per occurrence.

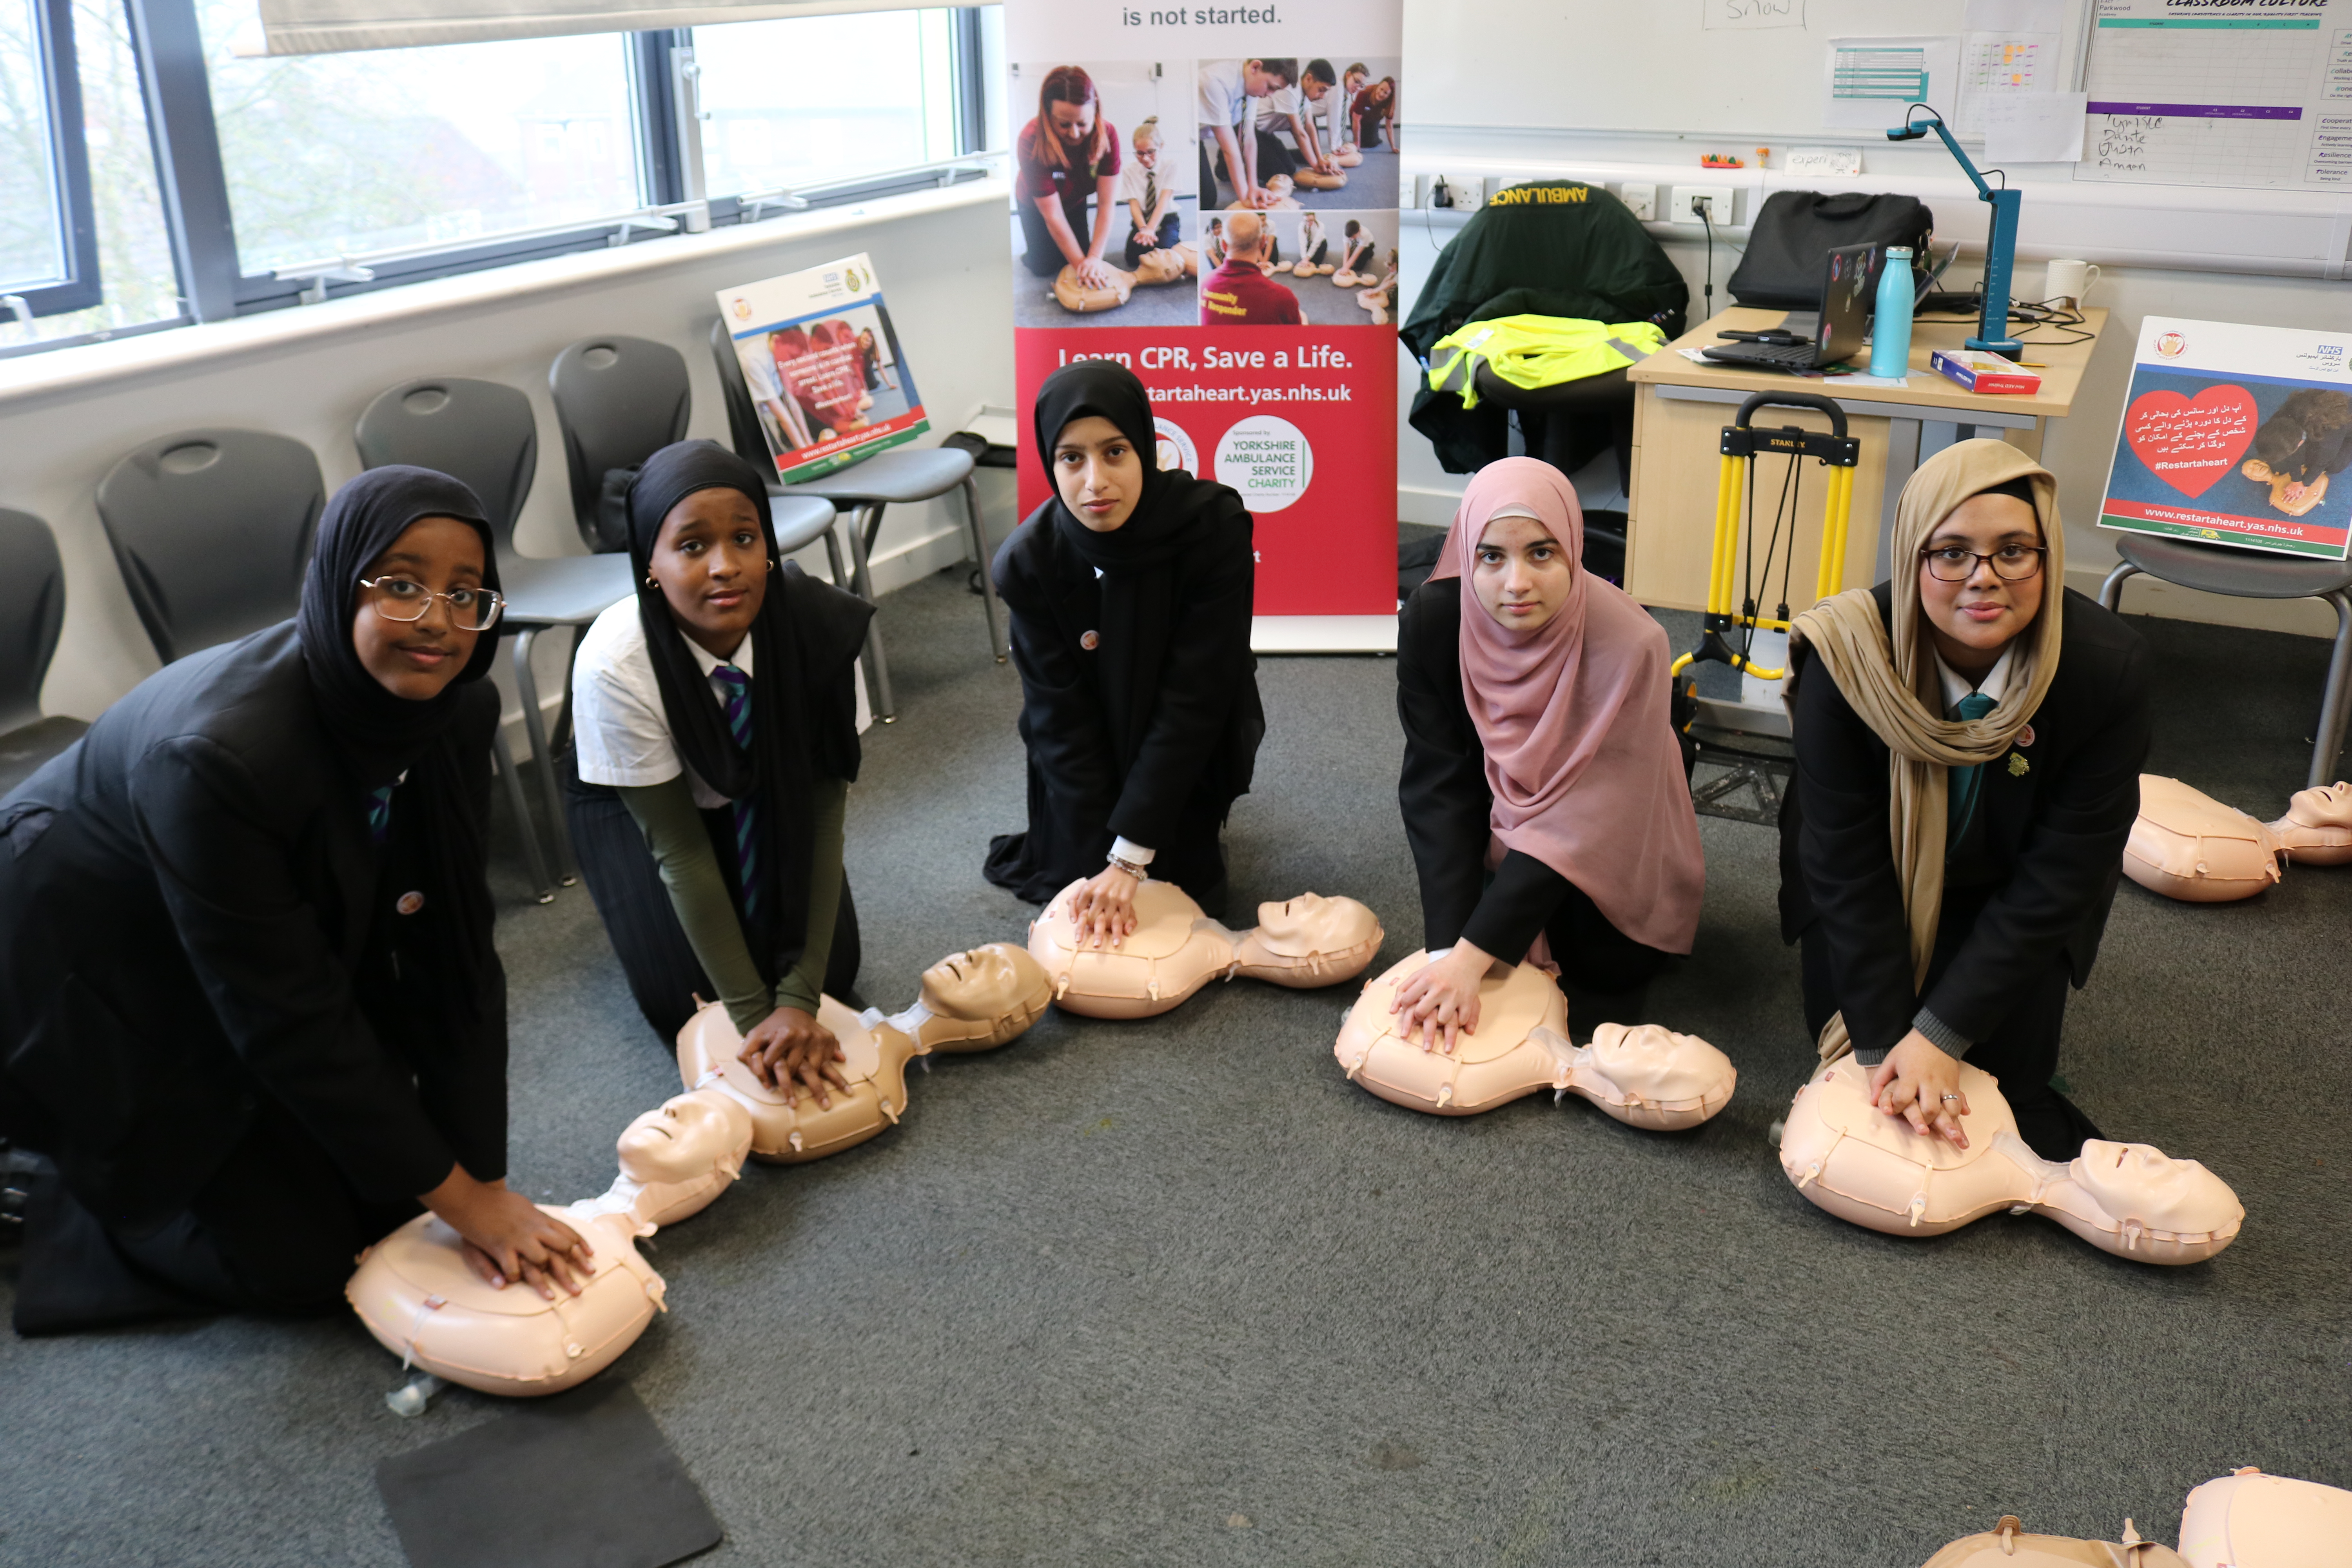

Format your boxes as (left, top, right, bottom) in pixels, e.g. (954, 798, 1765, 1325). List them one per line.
(1672, 185, 1734, 225)
(1617, 181, 1657, 221)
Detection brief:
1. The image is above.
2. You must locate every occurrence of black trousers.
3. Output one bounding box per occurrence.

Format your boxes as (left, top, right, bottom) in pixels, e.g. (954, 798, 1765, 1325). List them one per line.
(1017, 193, 1091, 278)
(565, 769, 862, 1045)
(1799, 889, 2101, 1161)
(15, 1095, 419, 1334)
(1539, 876, 1678, 1009)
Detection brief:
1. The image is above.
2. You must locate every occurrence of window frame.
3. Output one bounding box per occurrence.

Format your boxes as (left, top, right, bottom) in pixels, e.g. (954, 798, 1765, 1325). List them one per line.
(5, 0, 105, 317)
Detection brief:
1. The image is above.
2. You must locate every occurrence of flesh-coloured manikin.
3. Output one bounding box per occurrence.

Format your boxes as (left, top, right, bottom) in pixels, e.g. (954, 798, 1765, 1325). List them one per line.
(2125, 775, 2352, 901)
(1920, 1515, 2188, 1567)
(2269, 779, 2352, 864)
(1028, 882, 1383, 1019)
(1332, 951, 1737, 1126)
(346, 946, 1050, 1394)
(679, 942, 1052, 1161)
(1778, 1055, 2243, 1263)
(1917, 1470, 2352, 1568)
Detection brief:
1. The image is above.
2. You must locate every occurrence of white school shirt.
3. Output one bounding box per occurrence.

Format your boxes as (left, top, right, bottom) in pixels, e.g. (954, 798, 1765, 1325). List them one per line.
(1197, 62, 1250, 140)
(1117, 156, 1163, 213)
(572, 597, 754, 809)
(1930, 641, 2015, 719)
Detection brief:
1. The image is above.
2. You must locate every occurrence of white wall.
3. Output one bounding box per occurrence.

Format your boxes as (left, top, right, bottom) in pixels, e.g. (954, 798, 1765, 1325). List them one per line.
(1, 182, 1016, 729)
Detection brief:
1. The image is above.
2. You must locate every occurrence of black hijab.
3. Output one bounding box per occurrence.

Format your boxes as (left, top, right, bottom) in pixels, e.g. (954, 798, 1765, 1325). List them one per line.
(626, 441, 871, 977)
(296, 465, 506, 1168)
(1031, 360, 1245, 765)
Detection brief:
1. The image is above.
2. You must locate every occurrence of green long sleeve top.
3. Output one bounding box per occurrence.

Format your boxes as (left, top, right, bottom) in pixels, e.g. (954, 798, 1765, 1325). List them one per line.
(617, 773, 847, 1036)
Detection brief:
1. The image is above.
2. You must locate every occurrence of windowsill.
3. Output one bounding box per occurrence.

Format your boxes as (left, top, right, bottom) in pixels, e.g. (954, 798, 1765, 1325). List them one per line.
(0, 177, 1008, 412)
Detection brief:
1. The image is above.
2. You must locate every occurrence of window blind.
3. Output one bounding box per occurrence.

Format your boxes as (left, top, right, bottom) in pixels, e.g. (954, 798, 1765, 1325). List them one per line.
(251, 0, 935, 56)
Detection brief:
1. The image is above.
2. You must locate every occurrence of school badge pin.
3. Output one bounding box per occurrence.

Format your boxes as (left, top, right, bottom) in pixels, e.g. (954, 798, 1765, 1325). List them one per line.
(2007, 753, 2030, 777)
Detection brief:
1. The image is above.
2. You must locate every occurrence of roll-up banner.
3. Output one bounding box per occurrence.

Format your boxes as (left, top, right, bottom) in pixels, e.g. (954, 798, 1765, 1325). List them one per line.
(1003, 2, 1403, 651)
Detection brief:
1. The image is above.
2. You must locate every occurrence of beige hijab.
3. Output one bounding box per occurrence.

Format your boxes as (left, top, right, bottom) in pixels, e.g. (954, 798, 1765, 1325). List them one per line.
(1787, 438, 2065, 1063)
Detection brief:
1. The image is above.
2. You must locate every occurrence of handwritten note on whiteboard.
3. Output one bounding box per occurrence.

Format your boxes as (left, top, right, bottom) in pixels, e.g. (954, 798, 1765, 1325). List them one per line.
(1703, 0, 1804, 29)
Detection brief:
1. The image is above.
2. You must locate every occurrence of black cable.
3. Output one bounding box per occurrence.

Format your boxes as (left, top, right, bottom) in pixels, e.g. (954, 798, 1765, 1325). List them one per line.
(1699, 203, 1715, 317)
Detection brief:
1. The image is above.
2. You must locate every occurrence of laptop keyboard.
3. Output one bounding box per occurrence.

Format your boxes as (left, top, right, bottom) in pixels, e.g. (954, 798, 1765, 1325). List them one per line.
(1701, 341, 1823, 370)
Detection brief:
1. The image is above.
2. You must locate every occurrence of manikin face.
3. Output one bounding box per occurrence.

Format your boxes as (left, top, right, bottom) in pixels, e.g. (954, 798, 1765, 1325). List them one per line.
(617, 1092, 744, 1183)
(1053, 415, 1143, 533)
(1254, 893, 1377, 948)
(1589, 1024, 1718, 1102)
(2288, 780, 2352, 824)
(1471, 512, 1577, 633)
(1917, 492, 2043, 677)
(921, 944, 1037, 1019)
(2072, 1140, 2240, 1231)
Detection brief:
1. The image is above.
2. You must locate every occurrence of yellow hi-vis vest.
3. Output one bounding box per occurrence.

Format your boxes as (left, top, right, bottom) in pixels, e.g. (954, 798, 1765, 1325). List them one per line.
(1425, 316, 1668, 409)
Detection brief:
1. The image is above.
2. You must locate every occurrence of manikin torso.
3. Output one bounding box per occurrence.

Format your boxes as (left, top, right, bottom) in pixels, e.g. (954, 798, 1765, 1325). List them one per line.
(1918, 1470, 2352, 1568)
(1334, 950, 1737, 1127)
(347, 945, 1051, 1394)
(2124, 775, 2352, 901)
(1778, 1055, 2243, 1263)
(1029, 882, 1384, 1018)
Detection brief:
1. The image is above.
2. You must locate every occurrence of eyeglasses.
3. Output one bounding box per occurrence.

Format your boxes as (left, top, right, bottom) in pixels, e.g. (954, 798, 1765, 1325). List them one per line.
(359, 576, 505, 632)
(1918, 544, 2046, 583)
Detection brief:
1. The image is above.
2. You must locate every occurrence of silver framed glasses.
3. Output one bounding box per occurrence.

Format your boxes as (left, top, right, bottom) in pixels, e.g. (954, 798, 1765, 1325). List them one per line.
(1918, 545, 2046, 583)
(359, 576, 505, 632)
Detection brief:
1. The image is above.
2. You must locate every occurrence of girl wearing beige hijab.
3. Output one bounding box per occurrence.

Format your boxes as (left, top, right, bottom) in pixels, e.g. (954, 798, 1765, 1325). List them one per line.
(1779, 439, 2151, 1161)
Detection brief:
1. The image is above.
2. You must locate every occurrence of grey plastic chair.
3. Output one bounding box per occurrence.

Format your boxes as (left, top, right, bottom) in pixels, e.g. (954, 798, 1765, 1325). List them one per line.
(96, 430, 324, 667)
(0, 508, 87, 798)
(2100, 534, 2352, 788)
(357, 376, 638, 898)
(548, 336, 691, 554)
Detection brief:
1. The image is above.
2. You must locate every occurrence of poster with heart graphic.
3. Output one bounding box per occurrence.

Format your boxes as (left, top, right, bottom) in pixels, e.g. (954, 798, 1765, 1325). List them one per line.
(2099, 317, 2352, 561)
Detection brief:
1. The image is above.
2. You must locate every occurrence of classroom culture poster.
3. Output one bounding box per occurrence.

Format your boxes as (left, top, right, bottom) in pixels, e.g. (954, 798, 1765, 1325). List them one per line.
(719, 252, 928, 484)
(1004, 0, 1403, 638)
(2098, 316, 2352, 562)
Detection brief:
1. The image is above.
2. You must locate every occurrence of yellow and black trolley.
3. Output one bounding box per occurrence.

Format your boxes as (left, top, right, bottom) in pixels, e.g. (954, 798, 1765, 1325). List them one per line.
(1670, 391, 1862, 821)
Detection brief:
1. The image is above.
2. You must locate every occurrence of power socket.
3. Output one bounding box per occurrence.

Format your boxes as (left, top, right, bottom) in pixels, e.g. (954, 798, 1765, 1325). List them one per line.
(1617, 181, 1657, 222)
(1672, 184, 1734, 225)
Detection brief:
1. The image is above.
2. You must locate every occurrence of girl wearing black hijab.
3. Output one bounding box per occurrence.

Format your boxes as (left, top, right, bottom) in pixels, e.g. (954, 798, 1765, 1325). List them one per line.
(985, 361, 1265, 939)
(0, 467, 590, 1334)
(566, 441, 873, 1105)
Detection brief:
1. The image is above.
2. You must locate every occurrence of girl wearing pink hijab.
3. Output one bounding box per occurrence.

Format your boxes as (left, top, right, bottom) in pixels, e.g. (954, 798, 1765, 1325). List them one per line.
(1392, 457, 1704, 1052)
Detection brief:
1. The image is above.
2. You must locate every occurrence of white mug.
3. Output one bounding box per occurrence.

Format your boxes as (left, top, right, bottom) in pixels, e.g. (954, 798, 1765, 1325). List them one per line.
(2043, 259, 2100, 309)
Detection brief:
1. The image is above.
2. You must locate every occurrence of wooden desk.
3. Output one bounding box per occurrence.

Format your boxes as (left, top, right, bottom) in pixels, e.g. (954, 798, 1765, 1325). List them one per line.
(1624, 307, 2106, 613)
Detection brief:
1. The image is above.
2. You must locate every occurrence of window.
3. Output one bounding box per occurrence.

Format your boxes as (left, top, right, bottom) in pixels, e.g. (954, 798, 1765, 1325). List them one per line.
(691, 8, 961, 200)
(0, 0, 180, 352)
(192, 0, 644, 274)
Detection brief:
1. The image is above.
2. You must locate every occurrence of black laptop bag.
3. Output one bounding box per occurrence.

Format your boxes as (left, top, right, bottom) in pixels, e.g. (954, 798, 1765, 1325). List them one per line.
(1727, 191, 1934, 309)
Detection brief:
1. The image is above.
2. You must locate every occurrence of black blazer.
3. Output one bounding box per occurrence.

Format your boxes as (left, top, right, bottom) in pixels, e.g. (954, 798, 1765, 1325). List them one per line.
(0, 625, 505, 1231)
(989, 508, 1263, 902)
(1778, 584, 2151, 1057)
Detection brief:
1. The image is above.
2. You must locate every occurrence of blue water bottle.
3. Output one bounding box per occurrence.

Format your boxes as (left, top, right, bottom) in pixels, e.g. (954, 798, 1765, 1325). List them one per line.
(1870, 245, 1914, 379)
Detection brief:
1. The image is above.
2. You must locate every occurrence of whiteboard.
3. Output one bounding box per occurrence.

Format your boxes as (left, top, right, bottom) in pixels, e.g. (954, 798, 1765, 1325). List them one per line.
(1408, 0, 2083, 141)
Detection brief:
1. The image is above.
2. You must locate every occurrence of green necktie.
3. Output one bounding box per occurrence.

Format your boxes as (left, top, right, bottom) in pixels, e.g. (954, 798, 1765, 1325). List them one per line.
(1947, 690, 1998, 845)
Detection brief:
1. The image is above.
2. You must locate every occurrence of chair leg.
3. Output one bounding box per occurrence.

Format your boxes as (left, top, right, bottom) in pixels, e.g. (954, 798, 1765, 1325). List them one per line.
(820, 524, 849, 591)
(2312, 589, 2352, 789)
(490, 737, 556, 904)
(964, 473, 1006, 662)
(2098, 561, 2140, 612)
(843, 503, 897, 722)
(511, 629, 579, 882)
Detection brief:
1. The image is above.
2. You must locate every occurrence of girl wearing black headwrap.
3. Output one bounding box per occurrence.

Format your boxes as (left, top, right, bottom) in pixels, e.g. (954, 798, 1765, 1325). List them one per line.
(0, 466, 590, 1334)
(565, 441, 873, 1104)
(985, 361, 1265, 935)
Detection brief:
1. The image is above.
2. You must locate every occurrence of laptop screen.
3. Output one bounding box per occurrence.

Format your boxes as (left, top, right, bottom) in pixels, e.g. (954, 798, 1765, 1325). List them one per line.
(1816, 243, 1877, 367)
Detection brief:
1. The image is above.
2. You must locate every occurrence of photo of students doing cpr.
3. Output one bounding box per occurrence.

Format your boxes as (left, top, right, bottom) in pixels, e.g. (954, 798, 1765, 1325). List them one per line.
(1242, 209, 1398, 326)
(1010, 61, 1199, 330)
(736, 302, 919, 463)
(1198, 56, 1401, 214)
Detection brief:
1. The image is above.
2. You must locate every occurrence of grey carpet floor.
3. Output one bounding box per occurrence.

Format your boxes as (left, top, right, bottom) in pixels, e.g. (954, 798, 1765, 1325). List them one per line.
(2, 573, 2347, 1567)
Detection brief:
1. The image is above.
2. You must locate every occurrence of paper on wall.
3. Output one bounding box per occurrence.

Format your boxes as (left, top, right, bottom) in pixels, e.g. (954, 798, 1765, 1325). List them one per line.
(1955, 29, 2061, 136)
(1982, 91, 2087, 160)
(1824, 37, 1960, 131)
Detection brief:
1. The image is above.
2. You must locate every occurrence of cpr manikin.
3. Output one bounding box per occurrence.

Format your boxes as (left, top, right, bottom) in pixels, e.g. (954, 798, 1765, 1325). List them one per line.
(1777, 1055, 2243, 1263)
(346, 945, 1051, 1396)
(1053, 245, 1198, 313)
(1029, 881, 1383, 1018)
(680, 942, 1051, 1161)
(2124, 775, 2352, 900)
(346, 1089, 753, 1397)
(1332, 951, 1736, 1127)
(1917, 1470, 2352, 1568)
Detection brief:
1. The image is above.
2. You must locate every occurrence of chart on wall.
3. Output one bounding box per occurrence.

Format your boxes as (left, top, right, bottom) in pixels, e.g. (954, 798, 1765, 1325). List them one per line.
(2078, 0, 2352, 188)
(1003, 0, 1403, 643)
(2098, 316, 2352, 562)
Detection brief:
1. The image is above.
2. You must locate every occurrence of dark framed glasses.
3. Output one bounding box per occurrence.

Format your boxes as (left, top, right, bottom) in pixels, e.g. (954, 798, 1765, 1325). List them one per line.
(359, 576, 505, 632)
(1918, 544, 2046, 583)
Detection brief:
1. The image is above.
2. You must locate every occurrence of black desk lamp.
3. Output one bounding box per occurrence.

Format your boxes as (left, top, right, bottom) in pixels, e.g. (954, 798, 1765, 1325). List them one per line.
(1886, 104, 2022, 356)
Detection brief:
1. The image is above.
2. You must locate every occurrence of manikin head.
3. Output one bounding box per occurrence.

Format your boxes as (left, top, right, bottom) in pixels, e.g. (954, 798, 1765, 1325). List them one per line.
(1252, 892, 1380, 952)
(617, 1090, 753, 1185)
(2071, 1140, 2242, 1234)
(1584, 1023, 1729, 1105)
(920, 944, 1051, 1043)
(2287, 780, 2352, 825)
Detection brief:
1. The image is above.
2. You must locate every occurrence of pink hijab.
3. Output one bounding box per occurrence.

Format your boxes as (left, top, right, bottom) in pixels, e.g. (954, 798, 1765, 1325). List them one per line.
(1431, 457, 1704, 955)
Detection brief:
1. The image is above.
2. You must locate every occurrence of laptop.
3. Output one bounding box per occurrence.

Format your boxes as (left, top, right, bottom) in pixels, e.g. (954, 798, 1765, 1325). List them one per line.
(1701, 242, 1877, 372)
